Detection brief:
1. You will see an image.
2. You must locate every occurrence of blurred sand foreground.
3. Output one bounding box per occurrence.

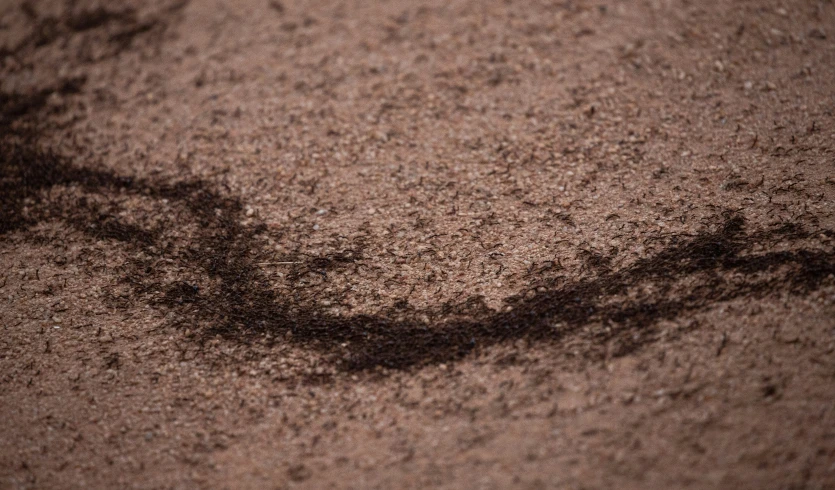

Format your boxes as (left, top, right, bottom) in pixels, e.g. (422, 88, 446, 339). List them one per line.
(1, 0, 834, 488)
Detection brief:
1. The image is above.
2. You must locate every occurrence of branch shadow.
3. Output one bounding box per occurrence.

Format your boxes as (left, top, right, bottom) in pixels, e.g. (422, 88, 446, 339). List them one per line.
(2, 88, 834, 374)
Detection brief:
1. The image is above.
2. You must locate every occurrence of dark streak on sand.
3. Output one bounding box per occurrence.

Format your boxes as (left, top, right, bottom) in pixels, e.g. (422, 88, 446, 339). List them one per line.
(3, 111, 833, 373)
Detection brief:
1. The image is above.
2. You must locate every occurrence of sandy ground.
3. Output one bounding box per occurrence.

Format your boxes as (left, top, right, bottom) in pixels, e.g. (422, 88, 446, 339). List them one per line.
(1, 0, 835, 488)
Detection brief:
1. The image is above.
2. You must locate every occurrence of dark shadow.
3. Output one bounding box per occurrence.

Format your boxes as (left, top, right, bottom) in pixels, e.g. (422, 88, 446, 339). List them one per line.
(2, 1, 189, 68)
(3, 126, 833, 373)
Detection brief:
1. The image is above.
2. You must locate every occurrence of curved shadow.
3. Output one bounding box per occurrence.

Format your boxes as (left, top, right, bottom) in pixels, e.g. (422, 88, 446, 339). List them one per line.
(3, 130, 833, 373)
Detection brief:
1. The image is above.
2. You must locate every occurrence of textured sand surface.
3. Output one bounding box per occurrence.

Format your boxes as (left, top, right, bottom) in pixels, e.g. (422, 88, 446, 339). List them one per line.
(2, 0, 834, 488)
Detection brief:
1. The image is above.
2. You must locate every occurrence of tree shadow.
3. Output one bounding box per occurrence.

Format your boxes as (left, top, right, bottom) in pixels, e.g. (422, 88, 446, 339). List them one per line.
(2, 87, 834, 374)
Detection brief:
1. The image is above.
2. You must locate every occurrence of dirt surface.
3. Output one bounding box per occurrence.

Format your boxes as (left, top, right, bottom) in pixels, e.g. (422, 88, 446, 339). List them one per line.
(1, 0, 834, 488)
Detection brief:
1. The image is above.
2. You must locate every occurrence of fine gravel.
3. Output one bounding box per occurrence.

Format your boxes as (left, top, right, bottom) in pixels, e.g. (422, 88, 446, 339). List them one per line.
(1, 0, 834, 488)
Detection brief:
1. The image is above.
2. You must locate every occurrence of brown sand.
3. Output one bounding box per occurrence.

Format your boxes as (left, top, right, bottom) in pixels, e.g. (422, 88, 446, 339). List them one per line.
(1, 0, 834, 488)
